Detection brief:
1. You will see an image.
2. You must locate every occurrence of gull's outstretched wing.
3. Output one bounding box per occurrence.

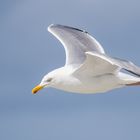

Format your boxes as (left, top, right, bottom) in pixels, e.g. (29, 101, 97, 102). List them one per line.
(48, 24, 105, 67)
(73, 52, 120, 77)
(73, 52, 140, 77)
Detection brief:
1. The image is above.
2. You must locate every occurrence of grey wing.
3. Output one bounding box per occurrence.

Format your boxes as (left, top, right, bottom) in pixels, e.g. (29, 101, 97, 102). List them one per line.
(48, 24, 105, 67)
(73, 52, 120, 77)
(113, 57, 140, 77)
(73, 52, 140, 77)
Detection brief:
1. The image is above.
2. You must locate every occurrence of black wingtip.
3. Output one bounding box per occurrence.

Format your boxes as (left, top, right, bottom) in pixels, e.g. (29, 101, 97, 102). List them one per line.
(123, 69, 140, 77)
(48, 24, 88, 34)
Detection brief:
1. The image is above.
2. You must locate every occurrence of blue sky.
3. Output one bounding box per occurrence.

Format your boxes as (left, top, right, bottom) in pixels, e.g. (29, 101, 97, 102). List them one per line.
(0, 0, 140, 140)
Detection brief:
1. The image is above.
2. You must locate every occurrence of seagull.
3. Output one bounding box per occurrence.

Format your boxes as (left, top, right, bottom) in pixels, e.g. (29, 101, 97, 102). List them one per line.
(32, 24, 140, 94)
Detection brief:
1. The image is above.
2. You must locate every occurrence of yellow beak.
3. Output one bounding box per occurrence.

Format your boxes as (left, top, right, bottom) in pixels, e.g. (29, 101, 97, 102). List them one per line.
(32, 85, 43, 94)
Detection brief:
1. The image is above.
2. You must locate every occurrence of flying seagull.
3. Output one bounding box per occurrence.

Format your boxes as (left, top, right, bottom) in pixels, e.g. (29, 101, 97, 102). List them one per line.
(32, 24, 140, 94)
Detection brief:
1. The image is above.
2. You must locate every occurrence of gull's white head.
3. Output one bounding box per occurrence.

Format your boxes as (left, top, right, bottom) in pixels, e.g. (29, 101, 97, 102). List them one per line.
(32, 67, 69, 94)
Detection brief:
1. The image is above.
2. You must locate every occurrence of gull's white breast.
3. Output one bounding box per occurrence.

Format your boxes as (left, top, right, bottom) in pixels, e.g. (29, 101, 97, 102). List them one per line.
(52, 73, 123, 94)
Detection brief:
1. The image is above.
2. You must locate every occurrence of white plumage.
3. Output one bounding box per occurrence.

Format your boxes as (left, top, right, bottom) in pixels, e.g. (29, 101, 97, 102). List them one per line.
(32, 24, 140, 94)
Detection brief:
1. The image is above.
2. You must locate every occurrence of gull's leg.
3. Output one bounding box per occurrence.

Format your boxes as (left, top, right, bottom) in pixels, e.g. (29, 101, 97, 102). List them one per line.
(126, 82, 140, 86)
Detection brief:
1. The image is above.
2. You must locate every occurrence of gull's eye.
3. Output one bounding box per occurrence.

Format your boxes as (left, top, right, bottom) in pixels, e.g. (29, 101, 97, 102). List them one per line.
(46, 78, 53, 82)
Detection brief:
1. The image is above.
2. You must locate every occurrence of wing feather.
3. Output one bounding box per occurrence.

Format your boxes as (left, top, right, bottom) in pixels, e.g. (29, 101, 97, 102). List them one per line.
(112, 57, 140, 77)
(48, 24, 105, 66)
(73, 52, 120, 77)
